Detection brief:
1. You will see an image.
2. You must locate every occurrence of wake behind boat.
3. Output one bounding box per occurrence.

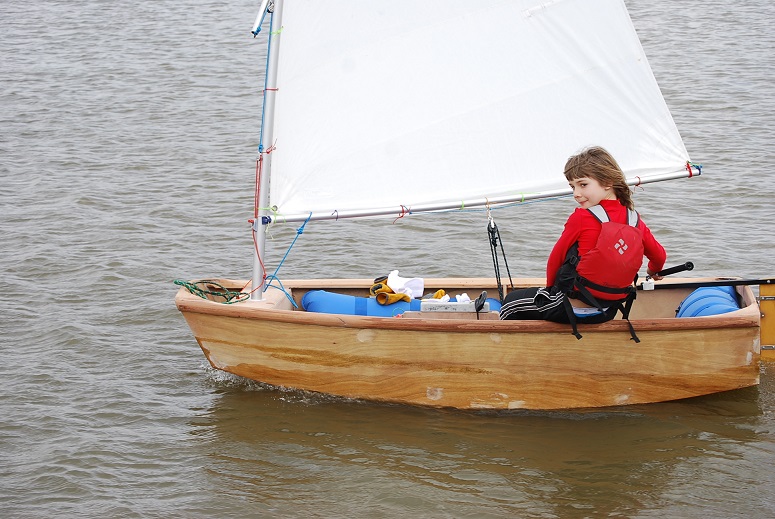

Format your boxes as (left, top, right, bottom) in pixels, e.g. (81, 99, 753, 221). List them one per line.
(175, 0, 773, 410)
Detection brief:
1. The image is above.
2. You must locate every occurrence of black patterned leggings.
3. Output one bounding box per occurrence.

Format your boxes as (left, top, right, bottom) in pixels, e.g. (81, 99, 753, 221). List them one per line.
(499, 286, 618, 324)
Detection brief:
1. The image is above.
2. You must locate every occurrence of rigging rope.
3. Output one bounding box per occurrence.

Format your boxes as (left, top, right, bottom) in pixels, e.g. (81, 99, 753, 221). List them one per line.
(487, 213, 514, 303)
(260, 214, 312, 309)
(686, 161, 703, 177)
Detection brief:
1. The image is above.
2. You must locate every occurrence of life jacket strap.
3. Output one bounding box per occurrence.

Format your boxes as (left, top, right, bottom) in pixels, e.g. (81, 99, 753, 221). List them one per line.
(618, 291, 640, 343)
(562, 296, 583, 340)
(588, 205, 640, 227)
(564, 281, 640, 343)
(575, 275, 635, 296)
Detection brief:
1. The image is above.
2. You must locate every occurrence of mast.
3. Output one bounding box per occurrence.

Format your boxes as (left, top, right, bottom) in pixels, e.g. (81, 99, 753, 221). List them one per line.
(251, 0, 284, 301)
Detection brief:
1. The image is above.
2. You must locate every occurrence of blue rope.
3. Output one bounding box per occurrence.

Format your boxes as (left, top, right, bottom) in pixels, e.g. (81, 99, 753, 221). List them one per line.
(263, 276, 298, 309)
(262, 214, 313, 308)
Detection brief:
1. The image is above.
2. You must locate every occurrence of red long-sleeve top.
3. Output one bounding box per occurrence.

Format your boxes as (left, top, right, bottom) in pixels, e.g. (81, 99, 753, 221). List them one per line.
(546, 199, 666, 287)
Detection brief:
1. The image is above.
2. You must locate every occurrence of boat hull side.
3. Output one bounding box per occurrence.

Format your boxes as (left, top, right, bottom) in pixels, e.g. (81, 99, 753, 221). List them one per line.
(177, 298, 760, 410)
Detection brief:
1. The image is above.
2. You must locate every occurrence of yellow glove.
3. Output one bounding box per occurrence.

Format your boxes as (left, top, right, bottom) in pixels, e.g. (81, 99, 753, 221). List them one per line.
(370, 282, 393, 296)
(375, 291, 412, 305)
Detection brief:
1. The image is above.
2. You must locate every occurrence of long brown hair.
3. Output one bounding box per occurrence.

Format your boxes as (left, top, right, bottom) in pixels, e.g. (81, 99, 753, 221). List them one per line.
(563, 146, 634, 210)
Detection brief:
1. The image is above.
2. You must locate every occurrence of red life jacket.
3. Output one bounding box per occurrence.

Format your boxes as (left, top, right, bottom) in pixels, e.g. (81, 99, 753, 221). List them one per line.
(575, 205, 644, 301)
(553, 205, 643, 342)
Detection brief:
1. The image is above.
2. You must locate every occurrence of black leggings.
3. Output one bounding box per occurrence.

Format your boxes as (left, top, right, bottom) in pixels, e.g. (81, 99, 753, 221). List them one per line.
(499, 286, 618, 324)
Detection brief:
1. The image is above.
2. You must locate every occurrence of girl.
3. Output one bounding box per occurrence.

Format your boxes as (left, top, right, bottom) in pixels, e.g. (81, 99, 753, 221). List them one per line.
(499, 146, 666, 339)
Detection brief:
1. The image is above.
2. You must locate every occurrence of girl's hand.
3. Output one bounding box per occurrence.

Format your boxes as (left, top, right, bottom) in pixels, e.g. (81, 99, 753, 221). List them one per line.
(647, 268, 663, 281)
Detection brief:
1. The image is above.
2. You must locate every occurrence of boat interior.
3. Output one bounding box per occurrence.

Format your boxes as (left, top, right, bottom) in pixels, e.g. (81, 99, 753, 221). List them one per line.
(187, 277, 756, 322)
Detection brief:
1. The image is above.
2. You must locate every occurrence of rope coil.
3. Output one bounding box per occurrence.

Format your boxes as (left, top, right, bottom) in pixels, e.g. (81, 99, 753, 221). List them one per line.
(173, 279, 250, 304)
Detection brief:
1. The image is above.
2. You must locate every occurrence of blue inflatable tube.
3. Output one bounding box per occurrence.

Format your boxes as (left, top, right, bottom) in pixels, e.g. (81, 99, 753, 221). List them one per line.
(302, 290, 421, 316)
(302, 290, 502, 317)
(676, 286, 740, 318)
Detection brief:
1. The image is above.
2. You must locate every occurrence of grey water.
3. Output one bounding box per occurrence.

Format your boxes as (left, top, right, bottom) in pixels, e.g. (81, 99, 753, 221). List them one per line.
(1, 0, 774, 517)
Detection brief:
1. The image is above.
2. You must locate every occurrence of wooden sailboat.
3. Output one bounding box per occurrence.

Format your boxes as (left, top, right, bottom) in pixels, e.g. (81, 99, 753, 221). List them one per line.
(175, 0, 772, 410)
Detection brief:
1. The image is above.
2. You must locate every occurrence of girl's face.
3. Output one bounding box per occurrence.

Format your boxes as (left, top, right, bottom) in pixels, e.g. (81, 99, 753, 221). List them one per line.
(568, 177, 615, 209)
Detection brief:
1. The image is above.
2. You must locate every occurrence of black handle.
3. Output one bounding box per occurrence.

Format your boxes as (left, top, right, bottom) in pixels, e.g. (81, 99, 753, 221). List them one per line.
(474, 291, 488, 313)
(655, 262, 694, 277)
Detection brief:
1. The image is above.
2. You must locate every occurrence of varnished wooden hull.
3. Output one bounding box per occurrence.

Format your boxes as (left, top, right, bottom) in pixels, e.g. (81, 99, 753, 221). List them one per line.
(175, 278, 761, 410)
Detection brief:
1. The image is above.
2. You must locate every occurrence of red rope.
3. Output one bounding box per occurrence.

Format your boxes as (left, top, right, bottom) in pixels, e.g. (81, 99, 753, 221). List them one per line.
(393, 205, 410, 224)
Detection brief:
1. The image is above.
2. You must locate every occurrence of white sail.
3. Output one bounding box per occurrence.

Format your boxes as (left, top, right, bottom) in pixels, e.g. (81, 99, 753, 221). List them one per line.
(263, 0, 690, 222)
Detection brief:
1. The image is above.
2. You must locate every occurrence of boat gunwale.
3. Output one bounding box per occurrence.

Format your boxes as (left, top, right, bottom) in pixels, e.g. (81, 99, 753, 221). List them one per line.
(174, 278, 760, 334)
